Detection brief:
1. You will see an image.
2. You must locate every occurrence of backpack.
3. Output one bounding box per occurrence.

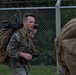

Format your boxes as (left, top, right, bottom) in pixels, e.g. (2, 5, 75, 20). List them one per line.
(55, 18, 76, 75)
(0, 27, 27, 63)
(0, 29, 13, 63)
(0, 28, 37, 64)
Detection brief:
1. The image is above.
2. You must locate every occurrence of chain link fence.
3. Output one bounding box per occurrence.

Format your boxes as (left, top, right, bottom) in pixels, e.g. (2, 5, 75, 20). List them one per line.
(61, 8, 76, 28)
(0, 0, 76, 68)
(0, 7, 56, 66)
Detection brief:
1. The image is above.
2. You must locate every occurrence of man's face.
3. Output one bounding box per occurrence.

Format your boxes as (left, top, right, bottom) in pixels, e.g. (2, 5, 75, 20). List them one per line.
(23, 16, 35, 31)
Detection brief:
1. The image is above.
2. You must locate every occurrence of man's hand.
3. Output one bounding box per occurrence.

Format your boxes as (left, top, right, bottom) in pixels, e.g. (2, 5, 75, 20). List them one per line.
(20, 52, 32, 60)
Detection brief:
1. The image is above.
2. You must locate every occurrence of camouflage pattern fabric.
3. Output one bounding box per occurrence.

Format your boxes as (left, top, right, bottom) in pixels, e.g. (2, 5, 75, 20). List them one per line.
(6, 28, 31, 75)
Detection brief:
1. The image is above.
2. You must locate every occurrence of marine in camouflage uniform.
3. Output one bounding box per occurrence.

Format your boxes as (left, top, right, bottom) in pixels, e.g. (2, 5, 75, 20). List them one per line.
(6, 13, 36, 75)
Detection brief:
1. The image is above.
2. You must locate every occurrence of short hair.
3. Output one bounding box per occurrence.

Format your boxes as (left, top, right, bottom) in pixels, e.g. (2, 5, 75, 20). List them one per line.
(23, 13, 35, 22)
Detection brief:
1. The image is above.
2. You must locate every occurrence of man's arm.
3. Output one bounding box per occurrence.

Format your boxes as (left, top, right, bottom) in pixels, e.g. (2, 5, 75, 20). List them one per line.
(6, 32, 21, 58)
(6, 31, 32, 60)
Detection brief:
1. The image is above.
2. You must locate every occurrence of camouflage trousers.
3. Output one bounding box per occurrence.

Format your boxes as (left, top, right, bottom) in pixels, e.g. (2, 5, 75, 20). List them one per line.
(7, 58, 30, 75)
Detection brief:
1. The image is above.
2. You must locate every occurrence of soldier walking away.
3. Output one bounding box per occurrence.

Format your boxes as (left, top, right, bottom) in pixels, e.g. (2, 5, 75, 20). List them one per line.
(55, 18, 76, 75)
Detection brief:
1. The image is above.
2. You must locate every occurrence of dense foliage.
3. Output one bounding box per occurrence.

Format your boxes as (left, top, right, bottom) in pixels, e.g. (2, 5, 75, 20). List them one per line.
(0, 0, 56, 8)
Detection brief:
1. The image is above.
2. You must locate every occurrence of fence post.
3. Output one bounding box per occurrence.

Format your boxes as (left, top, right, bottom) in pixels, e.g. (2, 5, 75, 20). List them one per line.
(55, 0, 61, 74)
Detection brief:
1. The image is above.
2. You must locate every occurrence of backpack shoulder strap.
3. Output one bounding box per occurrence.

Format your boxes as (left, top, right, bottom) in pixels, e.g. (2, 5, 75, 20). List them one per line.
(18, 28, 37, 52)
(18, 28, 27, 45)
(28, 38, 36, 52)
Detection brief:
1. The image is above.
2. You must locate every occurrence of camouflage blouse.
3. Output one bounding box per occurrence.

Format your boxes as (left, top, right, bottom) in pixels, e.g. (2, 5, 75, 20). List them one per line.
(6, 28, 31, 59)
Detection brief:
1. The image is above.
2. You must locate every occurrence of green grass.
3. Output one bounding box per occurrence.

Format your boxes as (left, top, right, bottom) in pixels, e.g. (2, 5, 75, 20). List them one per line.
(0, 65, 58, 75)
(31, 65, 57, 75)
(0, 64, 11, 75)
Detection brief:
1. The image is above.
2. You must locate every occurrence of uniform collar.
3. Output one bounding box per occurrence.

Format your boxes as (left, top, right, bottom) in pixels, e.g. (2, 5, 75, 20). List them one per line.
(22, 28, 30, 37)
